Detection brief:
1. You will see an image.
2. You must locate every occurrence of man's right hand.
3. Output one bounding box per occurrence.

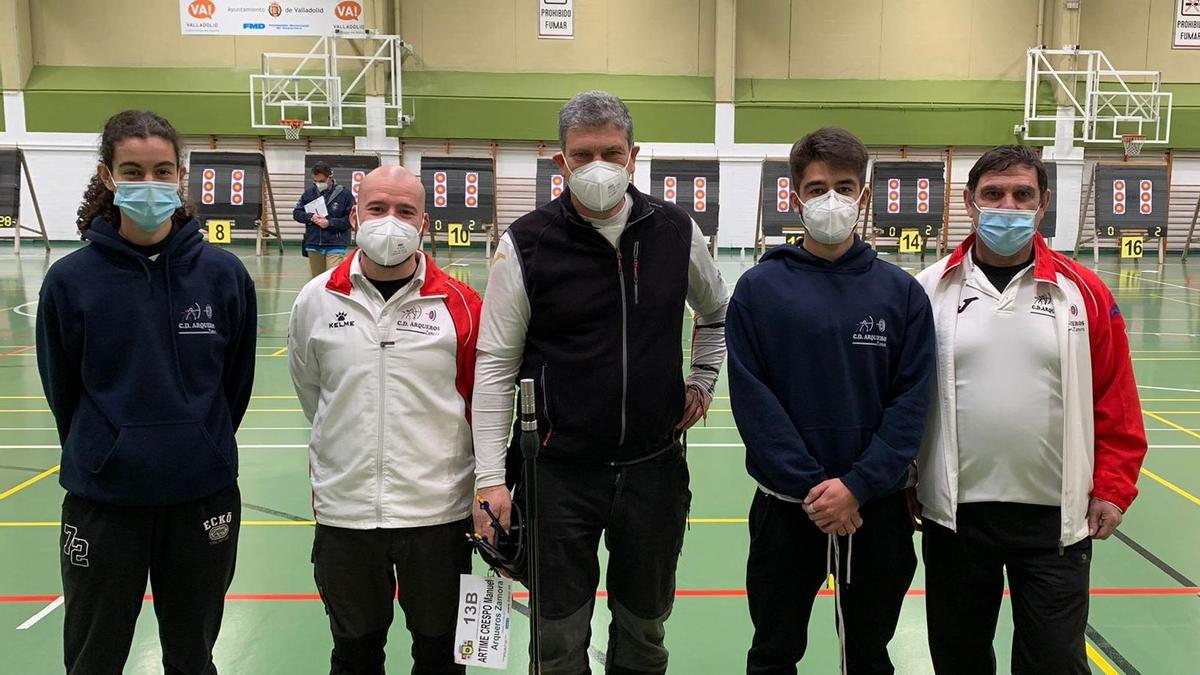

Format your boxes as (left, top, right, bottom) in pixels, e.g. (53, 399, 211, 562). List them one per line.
(473, 484, 512, 543)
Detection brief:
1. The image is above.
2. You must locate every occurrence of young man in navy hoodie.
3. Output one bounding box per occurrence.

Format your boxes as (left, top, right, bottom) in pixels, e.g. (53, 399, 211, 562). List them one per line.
(727, 127, 936, 675)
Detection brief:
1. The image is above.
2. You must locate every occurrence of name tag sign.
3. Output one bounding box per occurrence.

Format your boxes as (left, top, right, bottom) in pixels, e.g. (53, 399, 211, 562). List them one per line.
(454, 574, 512, 669)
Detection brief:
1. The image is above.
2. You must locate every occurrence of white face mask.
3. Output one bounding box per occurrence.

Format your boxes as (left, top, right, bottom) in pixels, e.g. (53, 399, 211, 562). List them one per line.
(799, 189, 863, 245)
(566, 155, 631, 212)
(357, 215, 421, 267)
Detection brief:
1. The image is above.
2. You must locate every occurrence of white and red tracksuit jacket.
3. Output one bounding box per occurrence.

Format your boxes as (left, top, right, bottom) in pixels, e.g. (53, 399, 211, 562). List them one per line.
(288, 251, 481, 529)
(915, 234, 1148, 546)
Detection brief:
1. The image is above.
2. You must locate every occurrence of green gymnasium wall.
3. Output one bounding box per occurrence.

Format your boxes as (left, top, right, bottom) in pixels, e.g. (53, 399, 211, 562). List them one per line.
(16, 66, 1200, 148)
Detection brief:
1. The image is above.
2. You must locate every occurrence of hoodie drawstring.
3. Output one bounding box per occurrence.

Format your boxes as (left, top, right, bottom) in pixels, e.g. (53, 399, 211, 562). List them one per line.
(826, 532, 854, 675)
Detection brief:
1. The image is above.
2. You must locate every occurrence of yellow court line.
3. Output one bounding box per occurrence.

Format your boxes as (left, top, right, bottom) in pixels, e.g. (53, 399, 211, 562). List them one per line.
(271, 347, 289, 357)
(1086, 643, 1119, 675)
(1144, 411, 1200, 442)
(1139, 467, 1200, 508)
(0, 465, 60, 502)
(1139, 412, 1200, 507)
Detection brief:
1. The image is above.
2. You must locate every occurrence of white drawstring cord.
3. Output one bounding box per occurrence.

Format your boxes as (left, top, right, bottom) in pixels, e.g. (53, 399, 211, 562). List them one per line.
(826, 532, 855, 675)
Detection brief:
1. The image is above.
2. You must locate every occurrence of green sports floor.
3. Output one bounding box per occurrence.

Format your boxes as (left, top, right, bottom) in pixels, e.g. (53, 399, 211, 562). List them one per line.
(1, 242, 1198, 674)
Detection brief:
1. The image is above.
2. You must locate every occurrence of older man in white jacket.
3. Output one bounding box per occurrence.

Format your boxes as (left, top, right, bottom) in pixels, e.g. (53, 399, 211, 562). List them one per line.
(289, 166, 482, 675)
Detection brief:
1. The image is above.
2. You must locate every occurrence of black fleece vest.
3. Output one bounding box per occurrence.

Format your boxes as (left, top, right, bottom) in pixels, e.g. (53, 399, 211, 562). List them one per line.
(507, 186, 692, 465)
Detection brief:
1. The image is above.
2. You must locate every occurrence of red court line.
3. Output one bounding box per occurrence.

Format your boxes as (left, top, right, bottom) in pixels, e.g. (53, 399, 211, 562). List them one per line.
(1, 587, 1197, 604)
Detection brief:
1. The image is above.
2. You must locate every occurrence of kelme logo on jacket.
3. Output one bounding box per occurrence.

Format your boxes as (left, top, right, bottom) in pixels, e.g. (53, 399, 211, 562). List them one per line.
(329, 311, 356, 329)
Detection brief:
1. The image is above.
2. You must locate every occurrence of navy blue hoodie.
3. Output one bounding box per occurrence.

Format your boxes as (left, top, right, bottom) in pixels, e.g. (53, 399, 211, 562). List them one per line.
(36, 217, 257, 506)
(726, 238, 935, 504)
(292, 180, 354, 250)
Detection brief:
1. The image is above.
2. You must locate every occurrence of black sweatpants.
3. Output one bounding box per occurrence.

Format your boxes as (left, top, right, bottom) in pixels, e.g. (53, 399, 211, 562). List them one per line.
(531, 443, 691, 675)
(311, 519, 472, 675)
(746, 489, 917, 675)
(922, 504, 1091, 675)
(60, 483, 241, 675)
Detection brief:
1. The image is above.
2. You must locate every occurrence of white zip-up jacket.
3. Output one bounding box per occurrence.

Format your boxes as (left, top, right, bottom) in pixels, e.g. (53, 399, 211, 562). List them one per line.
(915, 234, 1146, 546)
(288, 251, 482, 529)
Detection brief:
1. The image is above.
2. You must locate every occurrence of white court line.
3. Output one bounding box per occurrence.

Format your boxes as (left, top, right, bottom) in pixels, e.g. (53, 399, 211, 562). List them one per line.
(1127, 331, 1200, 338)
(258, 311, 292, 317)
(1096, 268, 1197, 293)
(0, 444, 309, 450)
(688, 443, 744, 448)
(0, 427, 313, 432)
(1150, 445, 1200, 449)
(1139, 385, 1200, 394)
(17, 596, 63, 630)
(1155, 295, 1200, 308)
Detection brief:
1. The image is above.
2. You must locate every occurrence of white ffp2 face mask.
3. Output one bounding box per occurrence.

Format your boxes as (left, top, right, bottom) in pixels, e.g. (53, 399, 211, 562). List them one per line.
(799, 189, 863, 245)
(567, 155, 631, 212)
(357, 215, 421, 267)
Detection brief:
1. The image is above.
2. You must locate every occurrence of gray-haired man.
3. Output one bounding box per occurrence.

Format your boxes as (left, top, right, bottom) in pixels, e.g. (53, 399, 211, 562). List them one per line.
(470, 91, 730, 674)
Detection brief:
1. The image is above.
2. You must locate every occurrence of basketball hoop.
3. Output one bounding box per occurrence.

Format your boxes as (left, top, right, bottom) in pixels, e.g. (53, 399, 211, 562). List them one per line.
(281, 119, 305, 141)
(1121, 134, 1146, 158)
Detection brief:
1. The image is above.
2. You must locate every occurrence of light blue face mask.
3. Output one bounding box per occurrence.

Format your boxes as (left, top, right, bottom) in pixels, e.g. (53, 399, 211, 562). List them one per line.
(975, 205, 1038, 257)
(113, 181, 182, 232)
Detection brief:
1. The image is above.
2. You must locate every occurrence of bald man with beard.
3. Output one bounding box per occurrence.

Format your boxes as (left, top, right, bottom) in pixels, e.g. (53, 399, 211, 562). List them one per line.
(288, 166, 483, 675)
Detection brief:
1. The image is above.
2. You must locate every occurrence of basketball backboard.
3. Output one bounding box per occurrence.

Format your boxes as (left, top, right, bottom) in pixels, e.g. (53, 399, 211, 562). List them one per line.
(1022, 48, 1172, 146)
(250, 33, 413, 135)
